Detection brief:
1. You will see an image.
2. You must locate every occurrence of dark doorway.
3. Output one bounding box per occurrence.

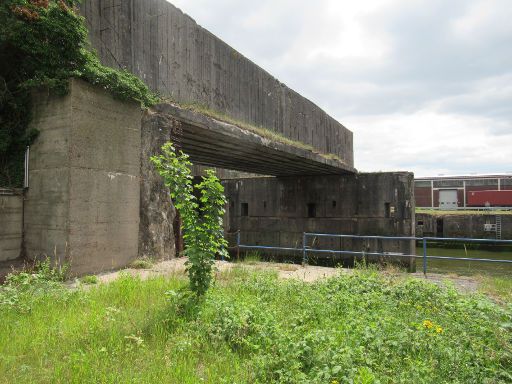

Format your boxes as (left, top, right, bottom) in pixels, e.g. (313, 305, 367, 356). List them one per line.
(436, 218, 444, 237)
(241, 203, 249, 217)
(307, 203, 316, 218)
(385, 203, 391, 218)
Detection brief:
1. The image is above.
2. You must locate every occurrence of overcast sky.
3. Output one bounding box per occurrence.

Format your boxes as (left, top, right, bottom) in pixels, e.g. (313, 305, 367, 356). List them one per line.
(170, 0, 512, 177)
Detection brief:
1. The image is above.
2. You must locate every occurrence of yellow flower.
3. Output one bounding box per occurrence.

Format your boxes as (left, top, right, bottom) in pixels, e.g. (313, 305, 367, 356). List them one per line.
(331, 381, 340, 384)
(435, 326, 444, 334)
(423, 320, 434, 329)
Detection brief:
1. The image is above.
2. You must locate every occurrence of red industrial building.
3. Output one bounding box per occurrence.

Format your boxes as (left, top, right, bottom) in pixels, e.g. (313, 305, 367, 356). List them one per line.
(415, 174, 512, 208)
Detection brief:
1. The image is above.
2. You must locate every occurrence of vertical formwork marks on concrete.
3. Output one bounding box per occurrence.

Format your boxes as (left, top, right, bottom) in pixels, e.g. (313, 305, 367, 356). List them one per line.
(24, 79, 142, 275)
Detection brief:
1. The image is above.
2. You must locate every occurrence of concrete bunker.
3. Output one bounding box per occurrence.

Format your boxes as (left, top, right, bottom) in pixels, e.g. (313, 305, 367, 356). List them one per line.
(0, 0, 416, 276)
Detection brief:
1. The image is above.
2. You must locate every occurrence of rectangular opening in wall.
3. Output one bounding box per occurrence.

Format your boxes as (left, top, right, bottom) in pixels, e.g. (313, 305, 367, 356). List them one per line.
(417, 220, 424, 226)
(332, 200, 337, 208)
(307, 203, 316, 218)
(385, 203, 395, 218)
(241, 203, 248, 217)
(436, 218, 444, 237)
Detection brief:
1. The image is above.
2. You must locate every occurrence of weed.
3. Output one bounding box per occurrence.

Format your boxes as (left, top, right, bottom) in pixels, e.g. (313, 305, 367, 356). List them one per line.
(478, 275, 512, 303)
(278, 263, 300, 272)
(129, 257, 154, 270)
(0, 257, 68, 312)
(80, 275, 99, 285)
(242, 251, 261, 265)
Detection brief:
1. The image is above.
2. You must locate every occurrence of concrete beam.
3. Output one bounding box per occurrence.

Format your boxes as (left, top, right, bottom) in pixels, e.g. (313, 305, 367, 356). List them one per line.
(152, 104, 357, 176)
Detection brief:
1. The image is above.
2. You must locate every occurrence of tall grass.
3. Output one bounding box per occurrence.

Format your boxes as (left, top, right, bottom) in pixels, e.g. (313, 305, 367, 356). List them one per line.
(479, 275, 512, 303)
(0, 268, 511, 383)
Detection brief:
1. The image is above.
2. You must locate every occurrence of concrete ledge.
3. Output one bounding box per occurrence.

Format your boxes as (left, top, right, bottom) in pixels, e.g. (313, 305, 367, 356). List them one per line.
(152, 103, 357, 176)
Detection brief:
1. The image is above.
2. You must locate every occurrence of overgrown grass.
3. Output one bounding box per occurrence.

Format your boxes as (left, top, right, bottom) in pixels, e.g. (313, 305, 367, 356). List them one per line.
(79, 275, 99, 285)
(1, 267, 511, 383)
(478, 275, 512, 303)
(239, 251, 262, 265)
(129, 257, 155, 270)
(179, 102, 345, 164)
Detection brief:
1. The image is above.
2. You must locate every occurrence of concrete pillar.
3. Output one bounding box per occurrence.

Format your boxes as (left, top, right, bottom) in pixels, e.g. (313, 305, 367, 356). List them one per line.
(24, 79, 142, 275)
(0, 192, 23, 262)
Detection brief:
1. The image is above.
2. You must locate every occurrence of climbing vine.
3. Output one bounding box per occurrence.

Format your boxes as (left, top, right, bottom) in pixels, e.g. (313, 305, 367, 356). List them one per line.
(151, 143, 228, 296)
(0, 0, 159, 187)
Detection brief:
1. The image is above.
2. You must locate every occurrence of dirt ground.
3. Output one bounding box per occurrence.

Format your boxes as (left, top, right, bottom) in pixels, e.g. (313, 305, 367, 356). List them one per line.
(70, 258, 480, 293)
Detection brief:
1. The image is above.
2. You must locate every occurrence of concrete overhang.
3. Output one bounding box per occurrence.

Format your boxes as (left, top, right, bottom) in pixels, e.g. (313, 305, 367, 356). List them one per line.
(151, 104, 357, 176)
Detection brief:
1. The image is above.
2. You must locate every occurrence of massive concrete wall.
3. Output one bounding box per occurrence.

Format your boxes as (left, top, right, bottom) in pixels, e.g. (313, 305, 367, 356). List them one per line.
(24, 79, 142, 275)
(0, 191, 23, 262)
(416, 213, 512, 239)
(80, 0, 353, 166)
(139, 111, 178, 260)
(223, 173, 415, 269)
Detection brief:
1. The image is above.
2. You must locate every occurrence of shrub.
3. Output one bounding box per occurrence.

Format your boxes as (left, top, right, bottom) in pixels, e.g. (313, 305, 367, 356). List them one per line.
(151, 143, 228, 296)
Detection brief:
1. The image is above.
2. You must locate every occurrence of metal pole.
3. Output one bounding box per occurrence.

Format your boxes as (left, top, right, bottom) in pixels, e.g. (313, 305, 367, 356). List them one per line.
(422, 238, 427, 276)
(302, 232, 307, 266)
(24, 146, 30, 189)
(236, 230, 241, 261)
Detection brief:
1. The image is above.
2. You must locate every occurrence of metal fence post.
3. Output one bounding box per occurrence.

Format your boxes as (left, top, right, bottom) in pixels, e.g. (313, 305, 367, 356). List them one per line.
(236, 230, 241, 261)
(302, 232, 307, 266)
(422, 238, 427, 276)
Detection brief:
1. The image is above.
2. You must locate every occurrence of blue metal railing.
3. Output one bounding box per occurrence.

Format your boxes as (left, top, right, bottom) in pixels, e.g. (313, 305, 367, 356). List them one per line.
(233, 231, 512, 275)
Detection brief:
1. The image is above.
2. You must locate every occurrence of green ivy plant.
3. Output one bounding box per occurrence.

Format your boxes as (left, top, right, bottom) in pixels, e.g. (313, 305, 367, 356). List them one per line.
(0, 0, 159, 187)
(151, 143, 228, 296)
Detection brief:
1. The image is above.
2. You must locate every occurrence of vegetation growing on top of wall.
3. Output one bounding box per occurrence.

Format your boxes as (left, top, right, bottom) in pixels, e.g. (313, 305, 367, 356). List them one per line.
(416, 208, 512, 216)
(179, 102, 346, 164)
(0, 0, 159, 187)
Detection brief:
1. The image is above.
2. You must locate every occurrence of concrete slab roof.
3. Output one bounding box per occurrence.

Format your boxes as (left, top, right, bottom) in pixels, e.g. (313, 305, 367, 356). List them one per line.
(152, 103, 357, 177)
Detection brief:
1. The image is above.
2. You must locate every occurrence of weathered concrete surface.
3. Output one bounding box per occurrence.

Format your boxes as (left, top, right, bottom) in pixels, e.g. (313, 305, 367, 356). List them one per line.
(0, 191, 23, 262)
(139, 110, 178, 260)
(192, 165, 262, 180)
(80, 0, 353, 167)
(223, 173, 416, 270)
(150, 103, 356, 176)
(24, 79, 142, 275)
(416, 213, 512, 239)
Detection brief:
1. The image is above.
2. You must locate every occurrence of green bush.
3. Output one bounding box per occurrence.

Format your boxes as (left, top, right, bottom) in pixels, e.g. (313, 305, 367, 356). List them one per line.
(195, 270, 512, 383)
(151, 143, 228, 297)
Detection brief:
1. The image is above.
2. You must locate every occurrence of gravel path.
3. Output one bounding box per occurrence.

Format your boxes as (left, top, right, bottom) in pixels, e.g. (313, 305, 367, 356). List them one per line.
(69, 258, 481, 293)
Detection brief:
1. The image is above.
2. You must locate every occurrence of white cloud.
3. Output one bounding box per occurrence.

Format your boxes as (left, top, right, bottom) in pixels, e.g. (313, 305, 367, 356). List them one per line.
(169, 0, 512, 176)
(451, 0, 512, 42)
(348, 111, 512, 176)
